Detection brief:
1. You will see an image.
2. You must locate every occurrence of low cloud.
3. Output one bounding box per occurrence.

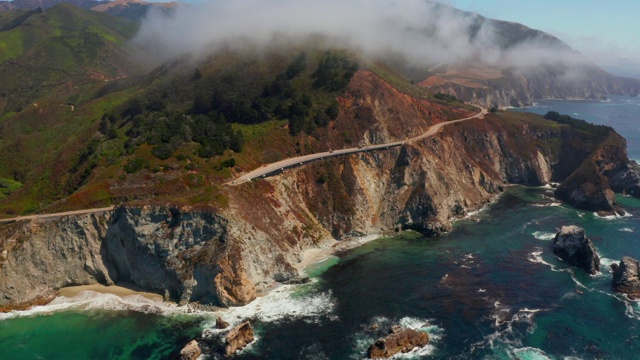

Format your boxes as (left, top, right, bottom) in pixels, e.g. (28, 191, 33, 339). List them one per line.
(132, 0, 587, 70)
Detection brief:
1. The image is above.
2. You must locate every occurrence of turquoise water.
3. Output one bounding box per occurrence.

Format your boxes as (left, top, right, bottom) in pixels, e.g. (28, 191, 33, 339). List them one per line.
(0, 310, 204, 359)
(2, 99, 640, 359)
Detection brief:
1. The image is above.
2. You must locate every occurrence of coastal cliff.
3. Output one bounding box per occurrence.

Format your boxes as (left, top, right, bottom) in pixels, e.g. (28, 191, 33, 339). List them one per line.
(2, 72, 639, 311)
(421, 63, 640, 108)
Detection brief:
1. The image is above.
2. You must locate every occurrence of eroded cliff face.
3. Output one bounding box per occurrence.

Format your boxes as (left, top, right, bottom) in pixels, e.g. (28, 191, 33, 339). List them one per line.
(1, 72, 637, 311)
(421, 63, 640, 108)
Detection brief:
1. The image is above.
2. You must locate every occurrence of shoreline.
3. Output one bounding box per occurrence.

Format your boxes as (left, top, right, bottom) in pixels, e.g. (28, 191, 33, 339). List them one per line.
(294, 233, 383, 272)
(58, 284, 165, 302)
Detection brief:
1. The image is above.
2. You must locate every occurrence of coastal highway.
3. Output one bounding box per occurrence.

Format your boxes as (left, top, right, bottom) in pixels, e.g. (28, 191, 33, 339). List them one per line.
(226, 107, 488, 185)
(0, 206, 115, 223)
(0, 108, 486, 222)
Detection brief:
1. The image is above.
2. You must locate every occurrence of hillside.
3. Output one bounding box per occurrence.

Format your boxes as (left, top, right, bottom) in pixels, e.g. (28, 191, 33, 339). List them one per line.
(414, 4, 640, 107)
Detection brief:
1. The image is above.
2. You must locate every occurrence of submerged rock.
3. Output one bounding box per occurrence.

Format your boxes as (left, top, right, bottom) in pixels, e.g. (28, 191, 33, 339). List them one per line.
(553, 226, 600, 275)
(367, 326, 429, 359)
(180, 340, 201, 360)
(225, 321, 255, 356)
(611, 256, 640, 299)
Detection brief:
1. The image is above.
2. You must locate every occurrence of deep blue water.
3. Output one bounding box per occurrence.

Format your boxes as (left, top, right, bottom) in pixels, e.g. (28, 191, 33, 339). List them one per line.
(2, 99, 640, 359)
(513, 95, 640, 161)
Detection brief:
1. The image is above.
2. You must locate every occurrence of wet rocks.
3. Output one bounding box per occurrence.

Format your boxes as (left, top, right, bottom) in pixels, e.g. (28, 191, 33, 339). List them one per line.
(179, 340, 201, 360)
(367, 326, 429, 359)
(215, 317, 230, 329)
(225, 321, 255, 356)
(611, 256, 640, 299)
(553, 226, 600, 275)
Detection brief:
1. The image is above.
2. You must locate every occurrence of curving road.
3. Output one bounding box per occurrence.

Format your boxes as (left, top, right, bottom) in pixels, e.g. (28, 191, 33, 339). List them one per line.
(0, 206, 115, 223)
(226, 107, 488, 186)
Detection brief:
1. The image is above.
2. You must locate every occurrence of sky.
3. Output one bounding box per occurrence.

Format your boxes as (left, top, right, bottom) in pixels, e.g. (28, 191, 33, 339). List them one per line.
(143, 0, 640, 77)
(446, 0, 640, 72)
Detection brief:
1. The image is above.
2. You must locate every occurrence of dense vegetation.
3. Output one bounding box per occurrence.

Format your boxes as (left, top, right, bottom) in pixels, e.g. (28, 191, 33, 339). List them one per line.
(544, 111, 612, 136)
(112, 50, 358, 161)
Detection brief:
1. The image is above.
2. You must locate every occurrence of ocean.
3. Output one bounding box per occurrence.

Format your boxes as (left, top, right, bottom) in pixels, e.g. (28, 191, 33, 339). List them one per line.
(2, 97, 640, 359)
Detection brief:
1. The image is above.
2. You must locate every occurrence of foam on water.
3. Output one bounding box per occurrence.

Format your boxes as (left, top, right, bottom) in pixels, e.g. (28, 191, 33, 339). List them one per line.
(619, 227, 635, 233)
(0, 291, 183, 321)
(204, 284, 337, 330)
(512, 346, 553, 360)
(593, 211, 633, 220)
(532, 231, 556, 241)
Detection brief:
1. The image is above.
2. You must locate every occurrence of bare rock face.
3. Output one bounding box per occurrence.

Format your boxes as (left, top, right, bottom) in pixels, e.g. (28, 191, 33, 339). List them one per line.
(553, 226, 600, 275)
(225, 321, 255, 356)
(215, 317, 230, 329)
(367, 327, 429, 359)
(611, 256, 640, 299)
(180, 340, 201, 360)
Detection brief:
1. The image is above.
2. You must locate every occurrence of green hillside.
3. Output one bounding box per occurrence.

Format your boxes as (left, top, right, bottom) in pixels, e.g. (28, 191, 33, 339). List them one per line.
(0, 4, 477, 217)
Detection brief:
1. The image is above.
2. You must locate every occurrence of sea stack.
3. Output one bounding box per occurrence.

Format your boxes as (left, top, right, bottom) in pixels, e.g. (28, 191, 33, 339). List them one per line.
(553, 226, 600, 275)
(179, 340, 201, 360)
(611, 256, 640, 299)
(367, 326, 429, 359)
(225, 321, 255, 356)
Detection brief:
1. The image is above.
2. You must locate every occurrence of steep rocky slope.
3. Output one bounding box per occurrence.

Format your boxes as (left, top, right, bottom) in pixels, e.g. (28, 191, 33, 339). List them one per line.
(421, 63, 640, 108)
(1, 70, 638, 311)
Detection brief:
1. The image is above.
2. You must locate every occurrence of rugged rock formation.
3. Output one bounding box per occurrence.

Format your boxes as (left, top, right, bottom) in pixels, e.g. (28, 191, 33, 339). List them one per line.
(2, 71, 640, 312)
(553, 226, 600, 275)
(179, 340, 201, 360)
(611, 256, 640, 299)
(421, 63, 640, 109)
(367, 326, 429, 359)
(225, 321, 255, 356)
(215, 317, 230, 329)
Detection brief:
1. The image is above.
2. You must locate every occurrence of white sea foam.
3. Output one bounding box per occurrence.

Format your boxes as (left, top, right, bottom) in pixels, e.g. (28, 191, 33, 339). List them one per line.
(0, 291, 183, 321)
(619, 227, 634, 233)
(593, 211, 633, 220)
(528, 250, 562, 272)
(512, 346, 553, 360)
(600, 257, 618, 269)
(530, 202, 562, 208)
(532, 231, 556, 241)
(208, 284, 337, 329)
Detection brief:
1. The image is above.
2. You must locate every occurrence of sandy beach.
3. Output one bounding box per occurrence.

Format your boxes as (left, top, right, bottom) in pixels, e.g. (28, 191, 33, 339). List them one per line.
(58, 284, 164, 302)
(295, 234, 382, 271)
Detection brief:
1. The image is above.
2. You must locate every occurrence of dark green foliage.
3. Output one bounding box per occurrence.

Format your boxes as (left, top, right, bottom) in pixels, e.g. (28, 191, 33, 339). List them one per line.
(124, 157, 146, 174)
(221, 158, 236, 168)
(0, 8, 42, 31)
(489, 106, 499, 113)
(152, 143, 175, 160)
(434, 92, 459, 102)
(325, 100, 340, 120)
(544, 111, 612, 136)
(313, 51, 359, 91)
(286, 52, 307, 79)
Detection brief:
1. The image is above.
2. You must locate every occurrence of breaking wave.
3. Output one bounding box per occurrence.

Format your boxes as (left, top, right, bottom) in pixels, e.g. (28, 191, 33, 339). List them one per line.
(532, 231, 556, 241)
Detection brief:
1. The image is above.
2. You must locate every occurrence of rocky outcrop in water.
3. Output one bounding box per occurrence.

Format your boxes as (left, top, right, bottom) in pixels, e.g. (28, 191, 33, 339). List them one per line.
(216, 317, 230, 329)
(367, 326, 429, 359)
(179, 340, 201, 360)
(611, 256, 640, 299)
(225, 321, 254, 356)
(553, 226, 600, 275)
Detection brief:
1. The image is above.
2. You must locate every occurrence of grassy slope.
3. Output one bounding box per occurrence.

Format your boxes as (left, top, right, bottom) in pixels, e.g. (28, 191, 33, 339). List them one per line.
(0, 8, 510, 217)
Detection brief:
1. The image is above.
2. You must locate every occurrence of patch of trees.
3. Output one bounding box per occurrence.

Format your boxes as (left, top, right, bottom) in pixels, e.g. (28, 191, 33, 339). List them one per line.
(434, 92, 459, 102)
(188, 50, 357, 136)
(544, 111, 612, 136)
(119, 109, 243, 160)
(114, 50, 359, 160)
